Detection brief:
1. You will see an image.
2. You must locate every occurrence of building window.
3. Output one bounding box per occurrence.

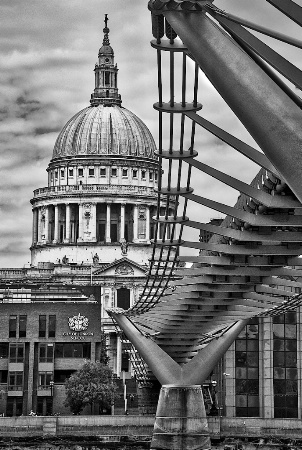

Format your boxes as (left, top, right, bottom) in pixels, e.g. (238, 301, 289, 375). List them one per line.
(0, 370, 8, 384)
(155, 171, 158, 181)
(105, 71, 110, 85)
(19, 315, 27, 338)
(149, 171, 153, 181)
(38, 372, 53, 389)
(122, 168, 128, 178)
(39, 315, 46, 338)
(235, 318, 259, 417)
(39, 344, 54, 363)
(60, 169, 65, 178)
(78, 168, 84, 177)
(88, 167, 95, 177)
(6, 397, 23, 417)
(100, 167, 106, 177)
(54, 170, 58, 180)
(69, 168, 74, 177)
(117, 288, 130, 310)
(9, 344, 24, 363)
(54, 343, 91, 359)
(8, 372, 23, 391)
(111, 167, 117, 177)
(0, 343, 9, 359)
(132, 169, 138, 179)
(48, 315, 56, 338)
(37, 397, 53, 416)
(141, 170, 146, 180)
(54, 370, 75, 384)
(9, 316, 17, 338)
(273, 312, 298, 418)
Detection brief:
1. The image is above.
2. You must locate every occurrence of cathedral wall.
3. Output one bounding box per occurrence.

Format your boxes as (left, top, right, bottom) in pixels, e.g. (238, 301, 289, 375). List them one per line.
(31, 244, 153, 267)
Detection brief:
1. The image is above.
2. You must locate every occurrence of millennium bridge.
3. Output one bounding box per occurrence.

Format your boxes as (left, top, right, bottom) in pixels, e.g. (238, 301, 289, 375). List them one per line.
(107, 1, 302, 449)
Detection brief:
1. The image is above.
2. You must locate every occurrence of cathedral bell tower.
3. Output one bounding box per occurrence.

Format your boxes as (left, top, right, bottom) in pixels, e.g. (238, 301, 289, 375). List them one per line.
(90, 14, 122, 107)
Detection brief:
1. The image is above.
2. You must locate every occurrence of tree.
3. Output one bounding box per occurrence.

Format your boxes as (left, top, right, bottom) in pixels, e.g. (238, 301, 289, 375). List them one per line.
(64, 361, 118, 415)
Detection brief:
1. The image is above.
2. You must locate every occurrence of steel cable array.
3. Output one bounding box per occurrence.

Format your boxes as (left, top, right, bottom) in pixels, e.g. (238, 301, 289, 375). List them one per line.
(108, 0, 302, 367)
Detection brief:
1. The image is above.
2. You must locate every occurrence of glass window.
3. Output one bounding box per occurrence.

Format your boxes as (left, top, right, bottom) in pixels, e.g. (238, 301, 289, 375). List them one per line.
(54, 343, 63, 358)
(9, 316, 17, 338)
(235, 319, 259, 417)
(132, 169, 138, 179)
(155, 172, 158, 181)
(54, 170, 58, 180)
(69, 168, 74, 177)
(39, 344, 54, 363)
(0, 343, 9, 359)
(78, 168, 84, 177)
(88, 167, 95, 177)
(83, 343, 91, 359)
(105, 71, 110, 85)
(111, 168, 117, 177)
(100, 167, 106, 177)
(60, 169, 65, 178)
(39, 315, 46, 338)
(273, 312, 298, 418)
(8, 372, 23, 390)
(141, 170, 146, 180)
(122, 169, 128, 177)
(149, 171, 153, 181)
(63, 344, 73, 358)
(19, 315, 27, 338)
(38, 372, 53, 389)
(48, 315, 56, 338)
(9, 344, 24, 363)
(0, 370, 8, 384)
(54, 370, 75, 384)
(54, 343, 91, 359)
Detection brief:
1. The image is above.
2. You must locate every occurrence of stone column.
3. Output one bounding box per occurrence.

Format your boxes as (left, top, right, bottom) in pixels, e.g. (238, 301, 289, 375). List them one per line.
(64, 203, 70, 243)
(106, 203, 111, 243)
(32, 208, 38, 246)
(116, 334, 122, 376)
(37, 207, 42, 244)
(53, 205, 59, 243)
(133, 204, 138, 243)
(44, 206, 49, 243)
(146, 205, 150, 242)
(90, 202, 97, 242)
(120, 203, 125, 241)
(78, 203, 84, 242)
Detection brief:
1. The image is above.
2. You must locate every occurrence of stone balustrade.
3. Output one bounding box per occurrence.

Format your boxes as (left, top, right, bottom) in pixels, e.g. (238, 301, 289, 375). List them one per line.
(33, 184, 157, 199)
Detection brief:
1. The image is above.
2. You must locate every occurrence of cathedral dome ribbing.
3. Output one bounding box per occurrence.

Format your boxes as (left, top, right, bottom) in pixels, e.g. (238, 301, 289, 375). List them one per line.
(52, 104, 156, 160)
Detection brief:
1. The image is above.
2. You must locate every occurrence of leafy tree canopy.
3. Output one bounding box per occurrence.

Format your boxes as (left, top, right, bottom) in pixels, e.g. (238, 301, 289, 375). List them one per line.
(64, 361, 118, 415)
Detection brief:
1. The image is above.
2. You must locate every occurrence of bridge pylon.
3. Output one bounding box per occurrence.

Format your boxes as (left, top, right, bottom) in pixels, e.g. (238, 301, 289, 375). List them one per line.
(112, 313, 247, 449)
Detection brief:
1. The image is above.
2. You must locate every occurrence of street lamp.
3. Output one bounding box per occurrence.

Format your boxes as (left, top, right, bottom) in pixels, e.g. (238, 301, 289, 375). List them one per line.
(209, 380, 218, 416)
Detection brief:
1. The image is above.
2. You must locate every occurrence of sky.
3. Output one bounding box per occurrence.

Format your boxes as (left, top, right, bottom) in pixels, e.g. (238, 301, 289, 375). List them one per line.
(1, 0, 302, 267)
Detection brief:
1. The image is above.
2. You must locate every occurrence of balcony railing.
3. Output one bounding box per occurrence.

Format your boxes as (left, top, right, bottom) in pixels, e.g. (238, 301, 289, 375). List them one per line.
(33, 184, 157, 198)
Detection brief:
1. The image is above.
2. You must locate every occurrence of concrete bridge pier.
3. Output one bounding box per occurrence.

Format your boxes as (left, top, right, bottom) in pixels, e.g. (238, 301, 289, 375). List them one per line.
(151, 384, 210, 450)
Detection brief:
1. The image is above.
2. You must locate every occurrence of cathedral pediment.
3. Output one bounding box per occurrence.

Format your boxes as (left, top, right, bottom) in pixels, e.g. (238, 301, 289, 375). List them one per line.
(92, 257, 147, 277)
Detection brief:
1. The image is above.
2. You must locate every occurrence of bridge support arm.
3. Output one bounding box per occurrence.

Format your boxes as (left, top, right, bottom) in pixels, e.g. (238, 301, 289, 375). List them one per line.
(110, 313, 181, 385)
(164, 10, 302, 203)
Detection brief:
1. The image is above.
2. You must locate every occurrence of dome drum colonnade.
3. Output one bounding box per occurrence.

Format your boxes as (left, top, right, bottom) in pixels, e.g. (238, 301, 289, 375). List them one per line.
(31, 201, 155, 246)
